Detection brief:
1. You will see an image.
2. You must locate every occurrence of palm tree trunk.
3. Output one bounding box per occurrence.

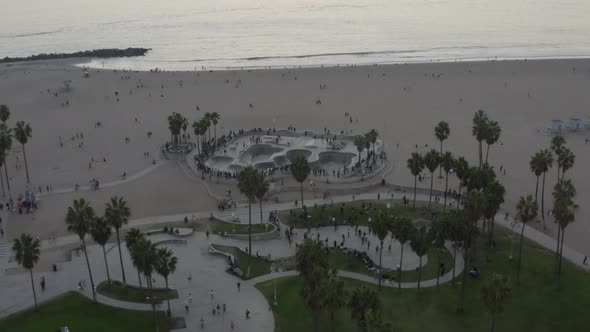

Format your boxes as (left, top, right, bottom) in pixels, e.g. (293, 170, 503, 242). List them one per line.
(436, 251, 441, 287)
(456, 185, 462, 209)
(485, 143, 490, 164)
(491, 318, 496, 332)
(372, 143, 376, 164)
(248, 200, 252, 258)
(478, 141, 483, 168)
(137, 269, 143, 289)
(4, 162, 10, 197)
(300, 182, 304, 207)
(541, 172, 546, 228)
(149, 275, 159, 332)
(378, 241, 383, 288)
(0, 164, 5, 196)
(428, 172, 434, 208)
(214, 125, 217, 147)
(458, 247, 468, 312)
(165, 277, 171, 316)
(116, 230, 126, 285)
(557, 228, 565, 286)
(29, 269, 38, 308)
(413, 176, 417, 208)
(418, 256, 422, 289)
(443, 173, 449, 212)
(555, 225, 561, 275)
(488, 217, 496, 247)
(259, 200, 264, 225)
(81, 238, 96, 301)
(196, 135, 200, 155)
(517, 225, 525, 283)
(398, 244, 404, 289)
(331, 311, 336, 332)
(452, 246, 457, 285)
(102, 245, 111, 283)
(534, 175, 539, 207)
(439, 141, 443, 177)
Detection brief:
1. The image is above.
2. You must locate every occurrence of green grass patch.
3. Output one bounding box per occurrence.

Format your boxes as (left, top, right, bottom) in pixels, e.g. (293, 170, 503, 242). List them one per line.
(212, 244, 274, 279)
(256, 227, 590, 332)
(210, 219, 270, 235)
(0, 291, 170, 332)
(97, 280, 178, 304)
(279, 199, 442, 228)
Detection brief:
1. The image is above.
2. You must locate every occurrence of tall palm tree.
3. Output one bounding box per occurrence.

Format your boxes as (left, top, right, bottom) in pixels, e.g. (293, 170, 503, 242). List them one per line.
(348, 285, 381, 332)
(254, 172, 269, 225)
(430, 219, 447, 287)
(409, 225, 432, 289)
(0, 104, 10, 124)
(204, 112, 212, 142)
(364, 138, 371, 168)
(482, 180, 505, 245)
(407, 152, 423, 208)
(392, 217, 414, 289)
(125, 228, 145, 289)
(0, 150, 5, 196)
(484, 120, 501, 164)
(0, 105, 10, 196)
(353, 135, 365, 167)
(296, 239, 329, 278)
(515, 195, 537, 283)
(539, 149, 553, 227)
(472, 110, 489, 168)
(90, 217, 112, 283)
(191, 121, 201, 155)
(457, 191, 483, 313)
(529, 151, 544, 208)
(454, 157, 470, 208)
(550, 134, 566, 180)
(441, 152, 455, 211)
(0, 125, 13, 196)
(290, 155, 311, 206)
(557, 147, 575, 181)
(480, 273, 511, 332)
(155, 247, 178, 316)
(365, 129, 379, 164)
(434, 121, 450, 177)
(210, 112, 220, 145)
(443, 210, 463, 284)
(181, 118, 188, 144)
(65, 198, 97, 301)
(105, 196, 131, 285)
(238, 166, 258, 261)
(370, 214, 390, 288)
(12, 233, 40, 308)
(167, 112, 184, 146)
(131, 238, 159, 332)
(324, 269, 347, 332)
(296, 239, 329, 332)
(423, 149, 440, 208)
(14, 121, 32, 184)
(552, 179, 576, 286)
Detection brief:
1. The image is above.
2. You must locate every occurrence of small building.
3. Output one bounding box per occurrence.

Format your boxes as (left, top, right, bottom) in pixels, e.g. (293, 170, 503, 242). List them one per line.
(568, 117, 582, 130)
(551, 119, 564, 133)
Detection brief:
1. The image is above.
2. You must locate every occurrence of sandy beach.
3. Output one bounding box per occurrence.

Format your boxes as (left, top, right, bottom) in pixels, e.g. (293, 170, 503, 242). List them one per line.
(1, 58, 589, 257)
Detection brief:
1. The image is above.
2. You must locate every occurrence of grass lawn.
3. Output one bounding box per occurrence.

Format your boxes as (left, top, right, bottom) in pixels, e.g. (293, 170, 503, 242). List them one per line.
(211, 244, 274, 279)
(210, 219, 270, 235)
(279, 199, 443, 228)
(0, 291, 169, 332)
(256, 227, 590, 332)
(97, 280, 178, 304)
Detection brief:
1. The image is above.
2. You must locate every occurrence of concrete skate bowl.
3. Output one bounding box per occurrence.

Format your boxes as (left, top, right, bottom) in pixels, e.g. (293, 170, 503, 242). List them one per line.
(207, 156, 234, 169)
(311, 151, 356, 170)
(239, 144, 283, 164)
(285, 149, 312, 162)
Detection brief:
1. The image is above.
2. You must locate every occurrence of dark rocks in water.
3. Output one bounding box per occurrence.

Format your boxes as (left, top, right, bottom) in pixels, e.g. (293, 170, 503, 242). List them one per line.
(1, 47, 151, 63)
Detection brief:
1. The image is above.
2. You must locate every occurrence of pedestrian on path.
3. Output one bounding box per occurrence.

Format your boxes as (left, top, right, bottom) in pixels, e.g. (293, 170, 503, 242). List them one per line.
(237, 282, 241, 292)
(40, 276, 45, 291)
(210, 289, 214, 301)
(584, 256, 588, 265)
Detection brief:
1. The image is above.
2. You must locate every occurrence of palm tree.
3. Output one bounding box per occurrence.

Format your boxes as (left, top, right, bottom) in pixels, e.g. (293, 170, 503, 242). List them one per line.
(0, 150, 6, 196)
(482, 180, 505, 246)
(296, 239, 329, 278)
(105, 196, 131, 285)
(125, 228, 145, 288)
(423, 149, 440, 208)
(370, 214, 390, 288)
(14, 121, 32, 184)
(457, 191, 483, 313)
(238, 166, 258, 261)
(353, 135, 365, 167)
(0, 125, 13, 196)
(254, 172, 269, 225)
(552, 179, 576, 286)
(365, 129, 379, 164)
(407, 152, 423, 208)
(181, 118, 188, 143)
(291, 155, 311, 206)
(472, 110, 489, 167)
(515, 195, 537, 283)
(392, 217, 414, 289)
(557, 147, 575, 181)
(409, 225, 432, 289)
(155, 247, 178, 316)
(131, 238, 159, 332)
(550, 134, 566, 180)
(13, 234, 40, 308)
(324, 269, 347, 332)
(529, 151, 544, 207)
(204, 112, 212, 142)
(191, 121, 201, 155)
(0, 104, 10, 124)
(210, 112, 220, 145)
(434, 121, 450, 177)
(348, 285, 381, 332)
(480, 273, 511, 332)
(167, 112, 184, 146)
(441, 152, 455, 211)
(364, 138, 371, 168)
(65, 198, 97, 301)
(430, 219, 447, 287)
(484, 120, 501, 164)
(296, 239, 329, 332)
(454, 157, 470, 208)
(90, 217, 112, 283)
(539, 149, 553, 227)
(443, 210, 463, 284)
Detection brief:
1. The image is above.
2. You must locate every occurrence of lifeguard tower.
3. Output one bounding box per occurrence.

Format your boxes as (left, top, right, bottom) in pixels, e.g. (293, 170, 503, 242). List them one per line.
(550, 119, 564, 133)
(567, 117, 582, 131)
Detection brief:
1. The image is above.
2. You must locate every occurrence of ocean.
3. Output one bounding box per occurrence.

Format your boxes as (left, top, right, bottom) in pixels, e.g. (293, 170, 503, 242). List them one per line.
(1, 0, 590, 70)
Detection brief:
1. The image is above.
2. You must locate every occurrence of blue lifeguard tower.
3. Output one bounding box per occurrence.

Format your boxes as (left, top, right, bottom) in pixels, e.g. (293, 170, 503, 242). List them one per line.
(567, 117, 582, 131)
(64, 80, 73, 90)
(551, 119, 564, 133)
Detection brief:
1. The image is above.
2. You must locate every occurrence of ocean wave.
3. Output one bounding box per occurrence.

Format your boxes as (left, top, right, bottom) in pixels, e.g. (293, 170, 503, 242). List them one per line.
(0, 29, 63, 39)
